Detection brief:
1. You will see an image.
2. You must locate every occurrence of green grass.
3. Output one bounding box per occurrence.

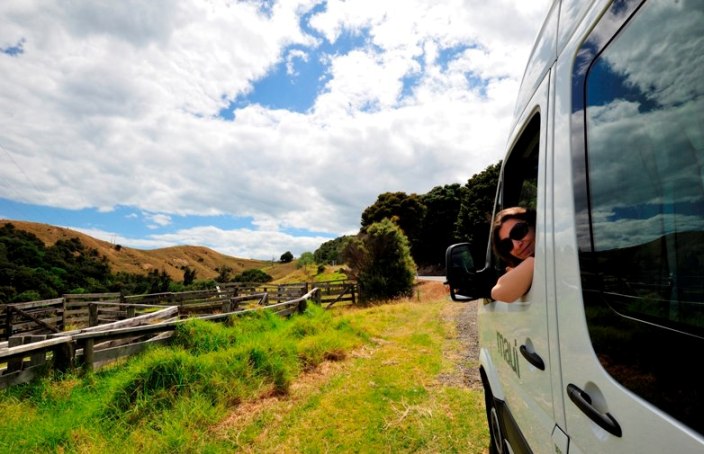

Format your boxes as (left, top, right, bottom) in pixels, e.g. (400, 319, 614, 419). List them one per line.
(0, 284, 489, 453)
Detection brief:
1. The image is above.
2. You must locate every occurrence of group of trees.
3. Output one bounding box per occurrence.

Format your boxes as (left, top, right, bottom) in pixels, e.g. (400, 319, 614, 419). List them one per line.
(308, 161, 500, 301)
(360, 162, 500, 270)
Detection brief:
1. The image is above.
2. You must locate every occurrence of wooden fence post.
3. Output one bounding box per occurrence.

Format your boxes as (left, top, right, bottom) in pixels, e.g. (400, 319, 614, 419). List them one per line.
(53, 341, 74, 372)
(82, 338, 94, 373)
(5, 306, 13, 341)
(7, 336, 24, 373)
(122, 292, 135, 319)
(28, 335, 47, 367)
(61, 296, 67, 331)
(89, 303, 98, 327)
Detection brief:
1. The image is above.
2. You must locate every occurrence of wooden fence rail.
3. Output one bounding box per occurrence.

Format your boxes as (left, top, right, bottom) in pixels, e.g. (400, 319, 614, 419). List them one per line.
(0, 280, 357, 342)
(0, 282, 356, 390)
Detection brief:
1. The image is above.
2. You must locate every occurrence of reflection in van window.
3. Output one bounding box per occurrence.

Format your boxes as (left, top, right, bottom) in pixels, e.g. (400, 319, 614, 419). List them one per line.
(581, 0, 704, 436)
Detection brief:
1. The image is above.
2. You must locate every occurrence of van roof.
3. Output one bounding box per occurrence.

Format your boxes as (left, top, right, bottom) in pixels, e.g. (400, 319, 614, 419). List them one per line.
(512, 0, 602, 125)
(512, 0, 559, 124)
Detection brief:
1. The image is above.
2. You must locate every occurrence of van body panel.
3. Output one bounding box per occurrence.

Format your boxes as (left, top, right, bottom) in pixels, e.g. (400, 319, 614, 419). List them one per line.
(465, 0, 704, 451)
(479, 346, 504, 400)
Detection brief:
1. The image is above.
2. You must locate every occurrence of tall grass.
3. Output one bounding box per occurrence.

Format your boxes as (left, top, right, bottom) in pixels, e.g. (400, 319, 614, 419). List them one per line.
(0, 304, 368, 453)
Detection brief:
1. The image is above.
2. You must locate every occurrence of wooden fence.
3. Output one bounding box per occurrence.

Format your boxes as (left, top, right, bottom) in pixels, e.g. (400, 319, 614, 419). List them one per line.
(0, 281, 357, 390)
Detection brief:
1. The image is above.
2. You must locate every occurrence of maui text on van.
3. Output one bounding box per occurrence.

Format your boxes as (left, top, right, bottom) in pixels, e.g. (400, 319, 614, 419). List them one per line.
(446, 0, 704, 452)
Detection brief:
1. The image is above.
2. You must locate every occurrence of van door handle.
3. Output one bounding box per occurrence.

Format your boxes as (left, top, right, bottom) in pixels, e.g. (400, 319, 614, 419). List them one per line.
(519, 344, 545, 370)
(567, 384, 622, 437)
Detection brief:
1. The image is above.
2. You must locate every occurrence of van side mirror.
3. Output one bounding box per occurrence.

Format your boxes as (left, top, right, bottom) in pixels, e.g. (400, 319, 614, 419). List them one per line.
(445, 243, 495, 301)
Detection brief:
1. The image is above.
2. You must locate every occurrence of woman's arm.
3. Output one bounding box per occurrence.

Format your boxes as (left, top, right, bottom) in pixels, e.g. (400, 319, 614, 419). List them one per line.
(491, 256, 534, 302)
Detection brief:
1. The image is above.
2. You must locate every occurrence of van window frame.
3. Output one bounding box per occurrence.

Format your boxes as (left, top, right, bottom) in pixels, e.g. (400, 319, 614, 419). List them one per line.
(492, 113, 541, 276)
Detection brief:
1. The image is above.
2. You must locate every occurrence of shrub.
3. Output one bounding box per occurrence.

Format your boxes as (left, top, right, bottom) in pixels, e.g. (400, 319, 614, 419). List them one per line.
(233, 268, 272, 283)
(343, 218, 416, 302)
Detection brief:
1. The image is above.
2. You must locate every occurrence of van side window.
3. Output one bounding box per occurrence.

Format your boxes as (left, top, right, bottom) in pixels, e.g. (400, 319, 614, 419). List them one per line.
(501, 115, 539, 212)
(493, 114, 540, 277)
(573, 0, 704, 436)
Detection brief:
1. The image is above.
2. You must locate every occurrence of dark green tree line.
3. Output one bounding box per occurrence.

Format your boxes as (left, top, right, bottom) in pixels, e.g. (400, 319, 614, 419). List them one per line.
(454, 162, 501, 264)
(317, 161, 500, 277)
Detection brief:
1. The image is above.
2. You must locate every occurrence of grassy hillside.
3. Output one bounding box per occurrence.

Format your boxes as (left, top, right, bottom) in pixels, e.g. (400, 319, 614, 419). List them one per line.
(0, 219, 299, 282)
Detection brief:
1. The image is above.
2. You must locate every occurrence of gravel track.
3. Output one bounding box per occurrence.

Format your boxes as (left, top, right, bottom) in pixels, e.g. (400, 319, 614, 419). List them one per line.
(438, 297, 483, 390)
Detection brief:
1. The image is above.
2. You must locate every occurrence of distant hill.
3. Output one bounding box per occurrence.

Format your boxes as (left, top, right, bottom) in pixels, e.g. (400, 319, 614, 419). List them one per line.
(0, 219, 298, 282)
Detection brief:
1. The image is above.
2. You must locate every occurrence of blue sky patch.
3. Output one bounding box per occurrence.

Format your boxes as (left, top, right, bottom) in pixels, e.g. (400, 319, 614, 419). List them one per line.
(466, 72, 491, 97)
(1, 38, 25, 57)
(400, 55, 424, 101)
(255, 0, 275, 17)
(219, 8, 374, 118)
(436, 44, 471, 71)
(0, 198, 260, 240)
(220, 46, 329, 116)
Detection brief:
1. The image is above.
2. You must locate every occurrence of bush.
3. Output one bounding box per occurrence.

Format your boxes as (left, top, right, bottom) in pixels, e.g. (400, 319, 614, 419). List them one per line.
(233, 268, 272, 283)
(343, 218, 416, 302)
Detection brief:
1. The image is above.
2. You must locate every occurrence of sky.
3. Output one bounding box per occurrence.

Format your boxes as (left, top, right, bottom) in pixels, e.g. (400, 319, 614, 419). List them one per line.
(0, 0, 551, 260)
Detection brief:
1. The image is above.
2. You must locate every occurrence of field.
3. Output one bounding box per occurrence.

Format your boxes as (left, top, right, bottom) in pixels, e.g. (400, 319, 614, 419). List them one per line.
(0, 281, 489, 453)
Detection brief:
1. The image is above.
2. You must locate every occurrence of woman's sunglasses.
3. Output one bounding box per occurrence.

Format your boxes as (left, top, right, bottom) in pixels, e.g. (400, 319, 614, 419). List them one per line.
(497, 221, 530, 256)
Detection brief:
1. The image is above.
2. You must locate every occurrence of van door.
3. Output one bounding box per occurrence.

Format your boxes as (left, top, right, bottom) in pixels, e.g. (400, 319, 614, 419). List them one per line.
(555, 0, 704, 451)
(479, 69, 555, 452)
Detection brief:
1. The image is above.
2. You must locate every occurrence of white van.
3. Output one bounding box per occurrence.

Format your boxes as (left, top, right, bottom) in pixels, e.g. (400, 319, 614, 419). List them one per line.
(445, 0, 704, 452)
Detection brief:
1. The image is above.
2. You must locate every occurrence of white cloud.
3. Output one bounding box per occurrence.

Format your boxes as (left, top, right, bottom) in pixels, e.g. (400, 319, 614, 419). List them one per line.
(0, 0, 551, 257)
(75, 225, 330, 260)
(145, 213, 172, 228)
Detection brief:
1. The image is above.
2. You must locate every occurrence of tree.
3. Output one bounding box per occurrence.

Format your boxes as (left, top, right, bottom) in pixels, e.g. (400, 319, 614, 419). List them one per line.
(280, 251, 294, 263)
(360, 192, 427, 257)
(361, 191, 427, 234)
(454, 161, 501, 264)
(182, 267, 197, 286)
(147, 269, 171, 294)
(216, 265, 232, 283)
(314, 236, 351, 265)
(297, 251, 315, 279)
(296, 252, 315, 268)
(415, 184, 463, 268)
(342, 218, 416, 302)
